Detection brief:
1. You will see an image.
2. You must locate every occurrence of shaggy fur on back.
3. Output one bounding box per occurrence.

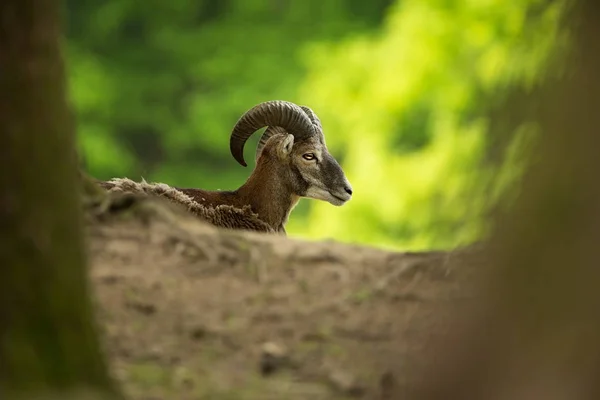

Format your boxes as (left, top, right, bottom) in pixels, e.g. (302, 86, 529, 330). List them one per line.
(99, 178, 275, 234)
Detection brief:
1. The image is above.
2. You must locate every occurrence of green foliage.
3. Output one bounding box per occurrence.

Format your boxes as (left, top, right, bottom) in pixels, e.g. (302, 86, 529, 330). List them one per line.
(290, 0, 567, 250)
(68, 0, 391, 185)
(69, 0, 566, 250)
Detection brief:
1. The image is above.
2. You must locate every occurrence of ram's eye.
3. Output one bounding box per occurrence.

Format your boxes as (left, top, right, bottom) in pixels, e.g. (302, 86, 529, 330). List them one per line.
(302, 153, 316, 161)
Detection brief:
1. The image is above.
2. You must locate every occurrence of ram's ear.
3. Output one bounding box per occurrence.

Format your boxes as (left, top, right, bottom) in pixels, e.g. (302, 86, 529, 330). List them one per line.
(276, 134, 295, 160)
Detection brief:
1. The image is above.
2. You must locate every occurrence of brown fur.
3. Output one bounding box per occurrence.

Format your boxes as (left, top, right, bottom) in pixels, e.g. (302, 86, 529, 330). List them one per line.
(99, 178, 276, 234)
(96, 124, 351, 235)
(97, 136, 311, 235)
(174, 153, 302, 234)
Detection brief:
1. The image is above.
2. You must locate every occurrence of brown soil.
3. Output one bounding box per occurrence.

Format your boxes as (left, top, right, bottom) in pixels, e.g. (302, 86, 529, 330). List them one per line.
(85, 194, 485, 400)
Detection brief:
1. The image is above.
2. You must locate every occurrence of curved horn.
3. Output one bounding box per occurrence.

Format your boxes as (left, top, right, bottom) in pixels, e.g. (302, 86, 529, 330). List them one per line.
(300, 105, 325, 144)
(230, 100, 315, 167)
(254, 126, 287, 165)
(300, 106, 322, 130)
(253, 105, 325, 164)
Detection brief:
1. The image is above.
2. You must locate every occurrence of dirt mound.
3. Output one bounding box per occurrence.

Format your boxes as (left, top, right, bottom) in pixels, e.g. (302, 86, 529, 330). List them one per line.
(85, 194, 483, 399)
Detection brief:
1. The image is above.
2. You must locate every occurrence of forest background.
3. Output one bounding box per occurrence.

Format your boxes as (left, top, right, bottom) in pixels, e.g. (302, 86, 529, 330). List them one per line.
(71, 0, 566, 250)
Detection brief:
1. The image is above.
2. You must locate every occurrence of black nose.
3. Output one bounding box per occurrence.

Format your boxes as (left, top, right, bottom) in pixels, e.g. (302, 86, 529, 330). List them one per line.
(344, 186, 353, 195)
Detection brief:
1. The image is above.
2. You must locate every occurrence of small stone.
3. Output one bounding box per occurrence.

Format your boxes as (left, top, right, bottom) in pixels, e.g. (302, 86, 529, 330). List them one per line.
(190, 326, 207, 340)
(126, 301, 157, 315)
(259, 341, 288, 376)
(328, 369, 365, 397)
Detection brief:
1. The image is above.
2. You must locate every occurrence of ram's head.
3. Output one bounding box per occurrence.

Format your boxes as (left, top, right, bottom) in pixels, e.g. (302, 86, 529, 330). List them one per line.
(230, 100, 353, 206)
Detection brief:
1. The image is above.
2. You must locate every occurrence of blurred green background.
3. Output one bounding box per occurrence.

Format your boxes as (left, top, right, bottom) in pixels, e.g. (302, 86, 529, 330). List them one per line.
(69, 0, 566, 251)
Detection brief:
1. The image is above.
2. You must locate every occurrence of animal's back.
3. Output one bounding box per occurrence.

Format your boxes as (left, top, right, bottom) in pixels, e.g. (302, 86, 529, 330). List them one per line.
(97, 178, 275, 234)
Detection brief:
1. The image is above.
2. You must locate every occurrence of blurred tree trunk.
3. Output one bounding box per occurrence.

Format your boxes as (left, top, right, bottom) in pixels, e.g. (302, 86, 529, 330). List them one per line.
(0, 0, 120, 399)
(411, 0, 600, 399)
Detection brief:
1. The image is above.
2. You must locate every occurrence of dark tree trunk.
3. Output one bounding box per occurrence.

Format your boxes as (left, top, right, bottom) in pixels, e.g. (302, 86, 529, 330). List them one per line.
(0, 0, 120, 398)
(411, 0, 600, 399)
